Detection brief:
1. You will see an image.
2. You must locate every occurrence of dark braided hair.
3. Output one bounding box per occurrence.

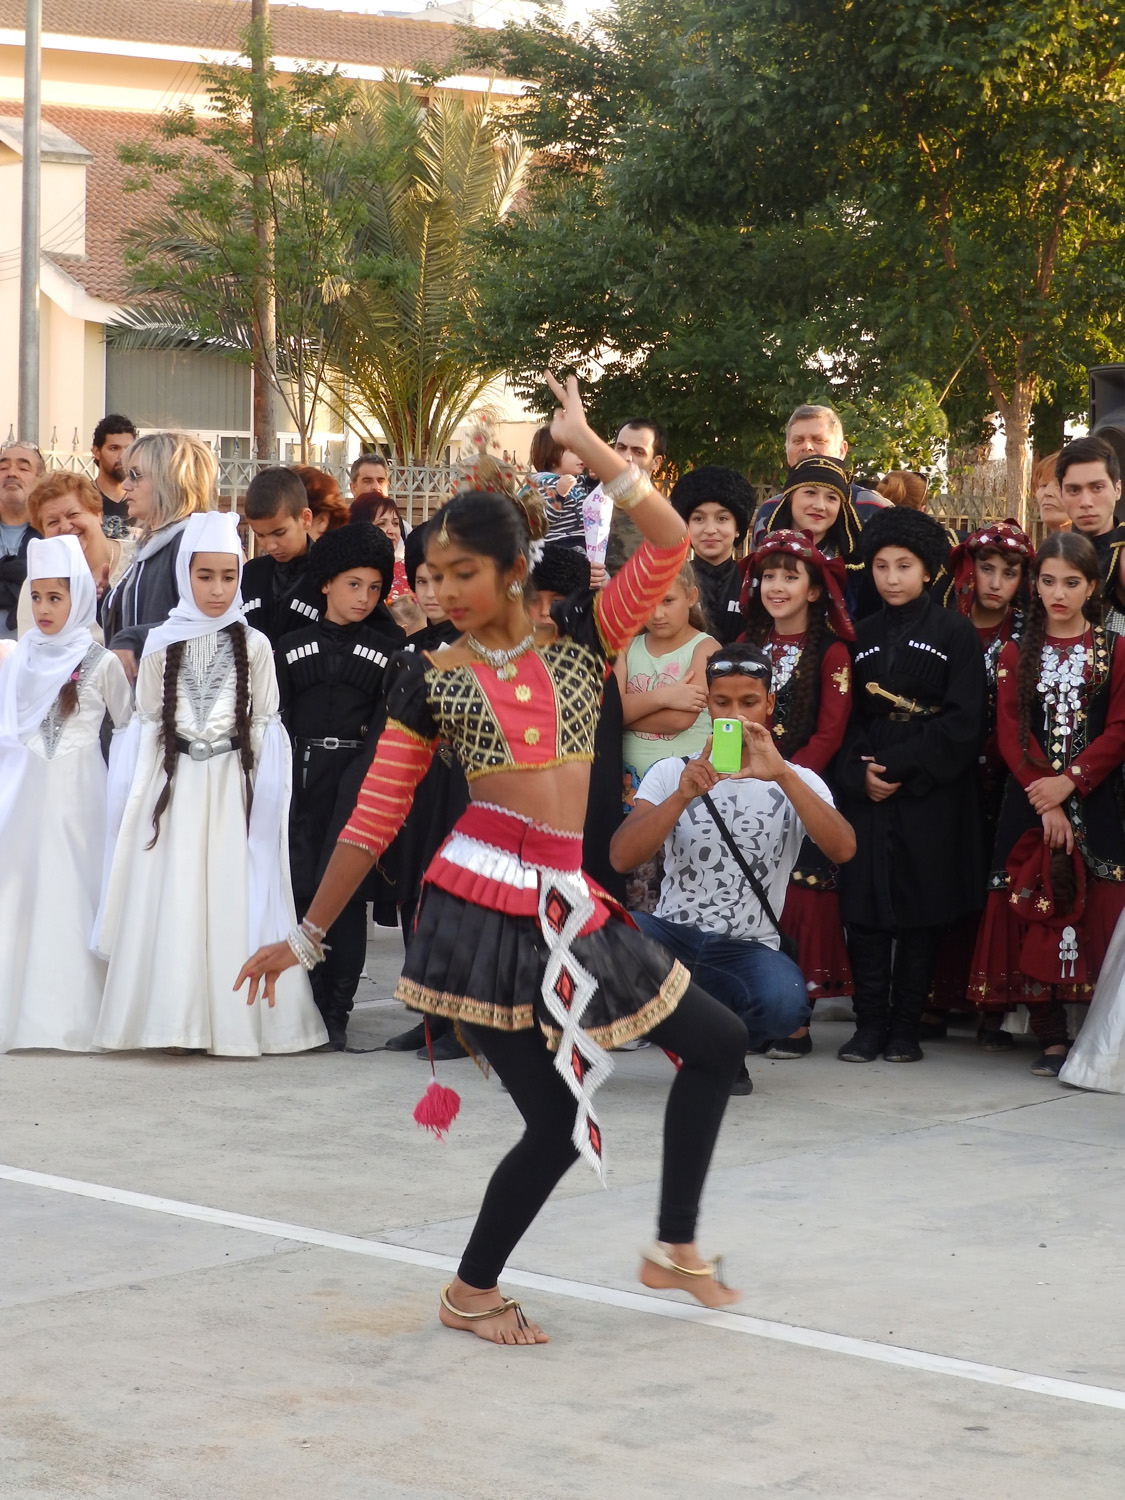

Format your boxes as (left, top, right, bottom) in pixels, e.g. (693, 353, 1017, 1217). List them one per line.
(148, 640, 185, 848)
(742, 552, 831, 751)
(228, 622, 255, 827)
(57, 674, 80, 719)
(1016, 531, 1103, 760)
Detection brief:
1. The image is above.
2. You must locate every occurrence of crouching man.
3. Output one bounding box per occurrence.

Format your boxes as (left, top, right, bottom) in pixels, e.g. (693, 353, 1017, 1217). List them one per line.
(609, 645, 856, 1094)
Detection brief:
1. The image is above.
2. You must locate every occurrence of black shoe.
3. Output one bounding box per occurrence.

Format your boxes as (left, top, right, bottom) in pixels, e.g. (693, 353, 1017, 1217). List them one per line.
(837, 1027, 887, 1063)
(417, 1029, 469, 1062)
(324, 1016, 348, 1051)
(730, 1063, 754, 1096)
(766, 1032, 812, 1059)
(916, 1018, 948, 1041)
(884, 1031, 924, 1063)
(1031, 1048, 1070, 1078)
(385, 1020, 430, 1052)
(746, 1039, 772, 1055)
(977, 1022, 1015, 1052)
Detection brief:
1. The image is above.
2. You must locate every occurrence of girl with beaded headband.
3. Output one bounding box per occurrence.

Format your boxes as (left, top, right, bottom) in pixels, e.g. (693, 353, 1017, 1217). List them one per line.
(93, 511, 327, 1057)
(968, 531, 1125, 1077)
(926, 521, 1033, 1041)
(237, 372, 749, 1347)
(738, 529, 856, 1053)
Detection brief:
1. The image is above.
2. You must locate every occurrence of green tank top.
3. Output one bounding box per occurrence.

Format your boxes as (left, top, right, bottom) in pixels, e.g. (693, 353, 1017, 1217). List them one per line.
(622, 629, 713, 795)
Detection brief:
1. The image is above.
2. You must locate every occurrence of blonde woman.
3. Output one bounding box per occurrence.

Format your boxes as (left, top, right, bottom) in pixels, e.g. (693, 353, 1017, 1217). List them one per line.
(102, 433, 216, 682)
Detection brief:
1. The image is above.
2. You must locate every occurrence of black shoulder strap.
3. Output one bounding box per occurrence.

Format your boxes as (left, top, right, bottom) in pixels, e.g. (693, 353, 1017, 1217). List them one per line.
(700, 788, 784, 937)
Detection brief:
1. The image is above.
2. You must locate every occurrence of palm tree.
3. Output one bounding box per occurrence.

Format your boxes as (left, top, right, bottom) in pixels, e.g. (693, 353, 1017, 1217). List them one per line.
(324, 76, 529, 464)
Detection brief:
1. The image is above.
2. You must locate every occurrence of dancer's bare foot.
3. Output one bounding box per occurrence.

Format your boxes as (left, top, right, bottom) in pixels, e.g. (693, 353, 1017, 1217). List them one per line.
(438, 1277, 549, 1345)
(639, 1241, 742, 1307)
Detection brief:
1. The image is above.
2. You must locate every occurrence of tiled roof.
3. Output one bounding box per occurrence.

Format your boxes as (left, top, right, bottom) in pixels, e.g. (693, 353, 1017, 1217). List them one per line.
(0, 0, 473, 72)
(0, 103, 165, 302)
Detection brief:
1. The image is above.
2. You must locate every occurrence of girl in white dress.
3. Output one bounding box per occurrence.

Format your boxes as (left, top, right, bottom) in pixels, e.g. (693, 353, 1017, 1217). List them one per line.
(0, 536, 132, 1050)
(93, 511, 327, 1056)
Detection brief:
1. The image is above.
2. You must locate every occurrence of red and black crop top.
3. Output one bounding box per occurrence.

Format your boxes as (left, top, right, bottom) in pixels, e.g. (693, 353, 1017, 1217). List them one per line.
(340, 536, 688, 859)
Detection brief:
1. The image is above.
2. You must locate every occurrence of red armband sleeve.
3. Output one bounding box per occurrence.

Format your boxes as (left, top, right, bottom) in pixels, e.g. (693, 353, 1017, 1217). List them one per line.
(340, 721, 436, 859)
(595, 537, 689, 654)
(791, 641, 852, 772)
(995, 641, 1048, 786)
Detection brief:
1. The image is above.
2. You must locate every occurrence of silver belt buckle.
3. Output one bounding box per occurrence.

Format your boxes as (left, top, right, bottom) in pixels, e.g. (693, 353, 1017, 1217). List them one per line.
(322, 736, 340, 750)
(188, 738, 213, 761)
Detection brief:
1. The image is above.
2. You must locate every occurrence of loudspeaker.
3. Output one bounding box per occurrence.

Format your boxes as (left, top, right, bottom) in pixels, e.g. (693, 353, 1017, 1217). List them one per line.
(1088, 365, 1125, 475)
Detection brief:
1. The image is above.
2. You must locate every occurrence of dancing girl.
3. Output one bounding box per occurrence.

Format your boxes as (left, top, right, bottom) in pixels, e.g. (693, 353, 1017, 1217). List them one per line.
(237, 373, 748, 1345)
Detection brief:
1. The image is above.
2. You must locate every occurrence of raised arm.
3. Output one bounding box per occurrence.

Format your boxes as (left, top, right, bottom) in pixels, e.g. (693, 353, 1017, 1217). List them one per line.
(544, 371, 689, 653)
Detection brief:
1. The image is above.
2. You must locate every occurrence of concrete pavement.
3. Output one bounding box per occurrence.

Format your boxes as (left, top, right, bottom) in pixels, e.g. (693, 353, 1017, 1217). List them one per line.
(2, 925, 1124, 1498)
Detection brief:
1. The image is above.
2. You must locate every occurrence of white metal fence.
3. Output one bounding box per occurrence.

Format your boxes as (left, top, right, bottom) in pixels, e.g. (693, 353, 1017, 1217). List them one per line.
(37, 443, 456, 528)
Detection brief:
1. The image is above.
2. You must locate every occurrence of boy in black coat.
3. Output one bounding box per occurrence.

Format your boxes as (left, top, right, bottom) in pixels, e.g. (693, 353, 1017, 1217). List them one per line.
(242, 468, 325, 645)
(276, 523, 405, 1048)
(835, 507, 987, 1063)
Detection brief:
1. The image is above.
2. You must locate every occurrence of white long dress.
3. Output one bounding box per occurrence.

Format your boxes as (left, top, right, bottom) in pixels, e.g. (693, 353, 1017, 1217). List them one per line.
(0, 645, 132, 1050)
(1060, 910, 1125, 1093)
(93, 627, 328, 1056)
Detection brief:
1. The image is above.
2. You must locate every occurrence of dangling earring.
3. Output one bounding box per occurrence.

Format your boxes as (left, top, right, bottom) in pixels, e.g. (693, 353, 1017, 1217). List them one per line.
(507, 581, 523, 599)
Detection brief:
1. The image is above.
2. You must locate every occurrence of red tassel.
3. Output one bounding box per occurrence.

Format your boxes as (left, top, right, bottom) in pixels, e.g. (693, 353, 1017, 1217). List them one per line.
(413, 1078, 461, 1140)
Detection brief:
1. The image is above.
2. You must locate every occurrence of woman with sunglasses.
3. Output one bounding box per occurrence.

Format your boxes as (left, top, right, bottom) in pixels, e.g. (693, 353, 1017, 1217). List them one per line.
(237, 372, 749, 1347)
(101, 434, 216, 684)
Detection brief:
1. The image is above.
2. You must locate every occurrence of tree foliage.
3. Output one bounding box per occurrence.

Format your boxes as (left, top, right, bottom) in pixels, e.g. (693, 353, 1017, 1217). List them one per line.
(116, 34, 528, 463)
(461, 0, 1125, 498)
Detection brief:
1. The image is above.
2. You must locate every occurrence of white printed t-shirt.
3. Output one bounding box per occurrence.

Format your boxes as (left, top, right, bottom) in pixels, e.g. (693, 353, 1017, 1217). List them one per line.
(634, 753, 834, 947)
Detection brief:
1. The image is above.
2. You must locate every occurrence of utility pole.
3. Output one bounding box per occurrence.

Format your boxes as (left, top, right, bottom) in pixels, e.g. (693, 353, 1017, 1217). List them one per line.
(250, 0, 277, 468)
(18, 0, 41, 445)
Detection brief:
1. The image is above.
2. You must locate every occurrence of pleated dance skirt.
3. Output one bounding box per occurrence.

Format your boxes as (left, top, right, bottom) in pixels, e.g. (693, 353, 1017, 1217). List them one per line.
(396, 801, 690, 1176)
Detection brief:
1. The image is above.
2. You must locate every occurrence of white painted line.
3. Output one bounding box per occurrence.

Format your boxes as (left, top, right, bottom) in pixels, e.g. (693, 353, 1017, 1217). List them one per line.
(3, 1162, 1123, 1412)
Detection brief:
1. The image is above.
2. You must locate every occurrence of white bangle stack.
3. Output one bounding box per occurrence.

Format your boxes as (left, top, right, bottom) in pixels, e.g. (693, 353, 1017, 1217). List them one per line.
(286, 918, 329, 970)
(602, 462, 653, 513)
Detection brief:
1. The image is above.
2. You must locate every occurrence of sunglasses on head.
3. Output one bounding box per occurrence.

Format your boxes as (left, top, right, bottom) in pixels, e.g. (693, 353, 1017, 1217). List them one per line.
(706, 657, 771, 683)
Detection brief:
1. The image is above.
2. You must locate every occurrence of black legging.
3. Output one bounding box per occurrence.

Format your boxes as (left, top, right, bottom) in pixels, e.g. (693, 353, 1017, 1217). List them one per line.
(456, 981, 746, 1290)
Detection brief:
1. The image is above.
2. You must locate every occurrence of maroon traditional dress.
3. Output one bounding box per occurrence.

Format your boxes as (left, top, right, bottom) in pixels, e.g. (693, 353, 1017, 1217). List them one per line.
(929, 609, 1023, 1011)
(969, 627, 1125, 1022)
(766, 631, 855, 999)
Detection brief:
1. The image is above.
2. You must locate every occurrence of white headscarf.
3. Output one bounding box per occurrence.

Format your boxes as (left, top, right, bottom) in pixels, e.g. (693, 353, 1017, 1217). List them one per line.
(141, 510, 246, 659)
(0, 534, 98, 837)
(0, 535, 97, 742)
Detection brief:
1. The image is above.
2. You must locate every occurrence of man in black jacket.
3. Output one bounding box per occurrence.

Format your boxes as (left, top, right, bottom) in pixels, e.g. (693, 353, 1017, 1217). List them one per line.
(835, 507, 986, 1064)
(1057, 436, 1125, 629)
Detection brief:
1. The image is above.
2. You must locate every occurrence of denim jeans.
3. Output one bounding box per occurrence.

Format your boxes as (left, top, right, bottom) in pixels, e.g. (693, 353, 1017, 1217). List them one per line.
(635, 911, 811, 1047)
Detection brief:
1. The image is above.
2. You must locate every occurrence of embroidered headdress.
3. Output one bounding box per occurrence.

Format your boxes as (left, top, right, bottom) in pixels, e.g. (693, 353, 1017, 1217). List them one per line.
(946, 519, 1033, 615)
(741, 528, 856, 642)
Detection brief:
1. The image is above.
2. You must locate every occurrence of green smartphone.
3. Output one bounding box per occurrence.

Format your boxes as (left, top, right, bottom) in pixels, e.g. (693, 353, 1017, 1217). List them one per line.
(710, 718, 742, 774)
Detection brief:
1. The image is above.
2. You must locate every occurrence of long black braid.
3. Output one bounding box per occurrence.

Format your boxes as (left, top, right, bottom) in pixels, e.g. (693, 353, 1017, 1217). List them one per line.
(742, 555, 831, 752)
(148, 640, 185, 848)
(228, 622, 255, 829)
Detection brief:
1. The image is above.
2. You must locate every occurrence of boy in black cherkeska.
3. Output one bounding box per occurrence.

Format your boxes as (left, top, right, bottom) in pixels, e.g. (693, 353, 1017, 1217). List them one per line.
(834, 507, 987, 1064)
(275, 523, 403, 1048)
(241, 468, 326, 646)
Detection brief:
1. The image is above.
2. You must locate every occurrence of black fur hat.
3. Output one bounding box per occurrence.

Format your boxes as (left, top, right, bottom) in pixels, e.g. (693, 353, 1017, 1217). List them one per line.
(532, 543, 591, 597)
(670, 466, 756, 542)
(860, 505, 951, 579)
(308, 522, 396, 596)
